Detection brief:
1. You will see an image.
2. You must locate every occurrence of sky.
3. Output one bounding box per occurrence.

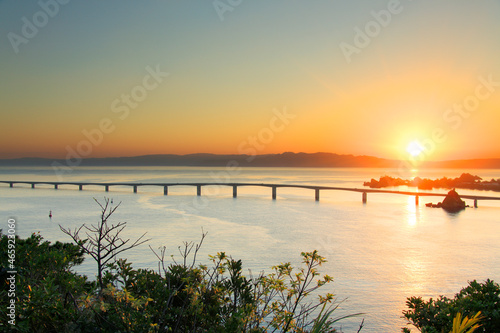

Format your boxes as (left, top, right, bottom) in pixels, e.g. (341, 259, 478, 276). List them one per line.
(1, 0, 500, 162)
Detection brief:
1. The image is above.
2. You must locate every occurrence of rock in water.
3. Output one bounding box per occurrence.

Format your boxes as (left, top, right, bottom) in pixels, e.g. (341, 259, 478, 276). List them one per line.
(440, 189, 466, 212)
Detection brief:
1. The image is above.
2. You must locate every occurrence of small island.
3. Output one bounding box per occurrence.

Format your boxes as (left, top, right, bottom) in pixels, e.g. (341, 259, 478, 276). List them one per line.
(364, 173, 500, 192)
(425, 189, 468, 212)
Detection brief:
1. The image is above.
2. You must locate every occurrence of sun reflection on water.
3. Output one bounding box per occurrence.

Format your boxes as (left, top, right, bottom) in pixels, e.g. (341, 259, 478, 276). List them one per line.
(402, 250, 428, 294)
(406, 195, 420, 227)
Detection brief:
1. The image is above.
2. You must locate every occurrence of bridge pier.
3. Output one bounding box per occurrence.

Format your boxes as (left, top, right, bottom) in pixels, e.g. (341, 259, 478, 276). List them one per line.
(2, 181, 497, 208)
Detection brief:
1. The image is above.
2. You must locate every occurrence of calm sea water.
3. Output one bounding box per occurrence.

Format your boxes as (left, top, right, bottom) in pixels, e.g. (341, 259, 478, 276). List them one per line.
(1, 166, 500, 332)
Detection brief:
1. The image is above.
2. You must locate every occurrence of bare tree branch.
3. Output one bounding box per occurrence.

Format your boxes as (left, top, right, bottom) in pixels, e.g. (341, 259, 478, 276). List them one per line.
(60, 197, 150, 293)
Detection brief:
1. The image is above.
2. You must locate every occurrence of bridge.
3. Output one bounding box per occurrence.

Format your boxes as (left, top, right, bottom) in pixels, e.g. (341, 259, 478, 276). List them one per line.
(1, 180, 500, 207)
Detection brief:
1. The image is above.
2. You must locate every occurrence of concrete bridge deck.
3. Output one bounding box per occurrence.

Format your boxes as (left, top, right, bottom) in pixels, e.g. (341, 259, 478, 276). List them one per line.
(1, 180, 499, 207)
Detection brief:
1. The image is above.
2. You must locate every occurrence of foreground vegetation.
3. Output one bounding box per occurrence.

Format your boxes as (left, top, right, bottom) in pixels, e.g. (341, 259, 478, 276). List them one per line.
(1, 231, 362, 332)
(402, 279, 500, 333)
(1, 198, 499, 332)
(0, 198, 363, 332)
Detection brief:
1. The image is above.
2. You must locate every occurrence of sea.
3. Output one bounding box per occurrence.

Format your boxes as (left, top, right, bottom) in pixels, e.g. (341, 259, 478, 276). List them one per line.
(1, 166, 499, 332)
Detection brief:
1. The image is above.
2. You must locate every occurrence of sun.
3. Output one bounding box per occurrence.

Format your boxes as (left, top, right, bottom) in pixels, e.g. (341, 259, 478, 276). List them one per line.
(406, 140, 425, 157)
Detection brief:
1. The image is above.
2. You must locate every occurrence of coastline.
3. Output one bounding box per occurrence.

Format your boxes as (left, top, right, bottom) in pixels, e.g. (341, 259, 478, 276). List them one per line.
(364, 173, 500, 192)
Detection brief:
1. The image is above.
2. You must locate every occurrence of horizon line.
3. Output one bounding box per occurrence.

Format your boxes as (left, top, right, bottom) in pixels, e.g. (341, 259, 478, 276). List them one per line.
(1, 151, 500, 162)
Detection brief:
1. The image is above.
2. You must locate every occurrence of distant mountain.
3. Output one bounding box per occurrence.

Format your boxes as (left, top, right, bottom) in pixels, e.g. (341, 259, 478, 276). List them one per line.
(0, 153, 499, 169)
(422, 158, 500, 169)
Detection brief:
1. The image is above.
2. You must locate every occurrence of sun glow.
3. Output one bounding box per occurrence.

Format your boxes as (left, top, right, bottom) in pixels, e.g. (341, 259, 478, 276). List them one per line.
(406, 140, 425, 157)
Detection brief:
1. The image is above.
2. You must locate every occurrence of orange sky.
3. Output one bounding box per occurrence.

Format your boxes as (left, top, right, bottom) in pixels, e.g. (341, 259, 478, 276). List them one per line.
(1, 1, 500, 161)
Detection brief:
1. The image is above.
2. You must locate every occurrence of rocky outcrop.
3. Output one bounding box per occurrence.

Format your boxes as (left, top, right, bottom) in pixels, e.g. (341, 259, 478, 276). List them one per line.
(441, 189, 467, 212)
(364, 173, 500, 192)
(425, 189, 467, 212)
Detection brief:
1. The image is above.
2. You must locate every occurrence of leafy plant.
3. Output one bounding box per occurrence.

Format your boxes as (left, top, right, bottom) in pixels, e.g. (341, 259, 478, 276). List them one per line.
(402, 279, 500, 333)
(451, 311, 482, 333)
(0, 231, 93, 332)
(310, 303, 364, 333)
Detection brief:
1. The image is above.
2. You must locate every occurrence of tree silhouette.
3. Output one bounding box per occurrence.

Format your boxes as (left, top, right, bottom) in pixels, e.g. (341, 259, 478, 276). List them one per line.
(60, 197, 150, 292)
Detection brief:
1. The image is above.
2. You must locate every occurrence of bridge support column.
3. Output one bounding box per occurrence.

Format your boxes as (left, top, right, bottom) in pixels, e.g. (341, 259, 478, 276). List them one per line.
(315, 189, 320, 201)
(233, 185, 237, 198)
(9, 183, 13, 188)
(133, 185, 137, 193)
(415, 196, 419, 205)
(362, 192, 367, 204)
(164, 186, 168, 196)
(31, 183, 35, 189)
(197, 185, 201, 196)
(79, 185, 83, 191)
(272, 186, 277, 200)
(105, 185, 109, 192)
(474, 199, 478, 208)
(54, 184, 58, 190)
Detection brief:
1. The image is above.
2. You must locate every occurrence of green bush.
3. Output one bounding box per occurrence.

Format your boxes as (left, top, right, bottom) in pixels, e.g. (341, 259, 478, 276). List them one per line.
(1, 230, 362, 332)
(0, 231, 94, 332)
(402, 279, 500, 333)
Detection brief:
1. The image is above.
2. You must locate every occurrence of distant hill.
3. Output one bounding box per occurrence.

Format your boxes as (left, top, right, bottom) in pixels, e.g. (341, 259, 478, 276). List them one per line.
(0, 153, 499, 169)
(423, 158, 500, 169)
